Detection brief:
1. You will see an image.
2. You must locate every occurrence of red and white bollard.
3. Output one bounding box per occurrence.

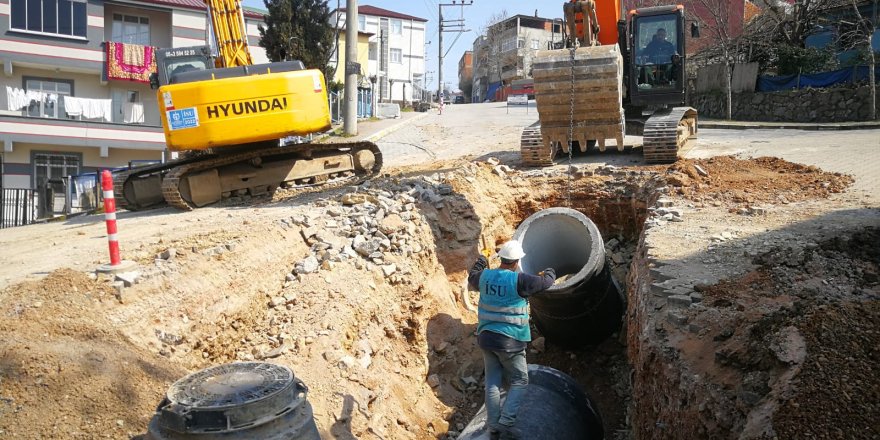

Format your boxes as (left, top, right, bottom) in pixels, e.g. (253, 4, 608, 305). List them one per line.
(103, 170, 121, 266)
(97, 170, 135, 273)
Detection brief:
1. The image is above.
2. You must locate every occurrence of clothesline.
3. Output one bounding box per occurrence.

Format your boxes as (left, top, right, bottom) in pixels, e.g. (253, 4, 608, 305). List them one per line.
(5, 86, 115, 122)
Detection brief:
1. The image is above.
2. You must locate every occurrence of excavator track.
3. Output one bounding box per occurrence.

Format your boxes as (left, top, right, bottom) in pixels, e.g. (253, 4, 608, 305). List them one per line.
(641, 107, 698, 164)
(520, 124, 557, 167)
(116, 142, 382, 211)
(112, 155, 206, 211)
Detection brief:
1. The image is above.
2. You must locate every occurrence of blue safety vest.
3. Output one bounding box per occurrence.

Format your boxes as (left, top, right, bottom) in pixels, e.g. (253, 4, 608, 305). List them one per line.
(477, 269, 530, 342)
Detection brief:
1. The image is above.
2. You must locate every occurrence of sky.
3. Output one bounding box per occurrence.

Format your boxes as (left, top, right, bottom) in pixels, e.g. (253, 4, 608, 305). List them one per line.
(239, 0, 563, 91)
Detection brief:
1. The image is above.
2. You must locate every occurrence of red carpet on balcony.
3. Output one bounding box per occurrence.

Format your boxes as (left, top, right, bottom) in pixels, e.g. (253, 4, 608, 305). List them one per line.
(106, 42, 157, 83)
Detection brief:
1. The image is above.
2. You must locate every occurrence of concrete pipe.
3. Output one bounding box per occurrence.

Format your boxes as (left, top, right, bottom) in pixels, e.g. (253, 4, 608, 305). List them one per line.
(513, 207, 624, 347)
(457, 364, 604, 440)
(146, 362, 320, 440)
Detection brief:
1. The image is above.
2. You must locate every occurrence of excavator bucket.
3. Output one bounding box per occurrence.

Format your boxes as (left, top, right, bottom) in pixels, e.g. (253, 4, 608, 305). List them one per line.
(524, 45, 625, 166)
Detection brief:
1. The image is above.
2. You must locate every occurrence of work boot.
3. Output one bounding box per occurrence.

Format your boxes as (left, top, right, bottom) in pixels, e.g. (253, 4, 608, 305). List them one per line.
(497, 424, 523, 440)
(488, 429, 501, 440)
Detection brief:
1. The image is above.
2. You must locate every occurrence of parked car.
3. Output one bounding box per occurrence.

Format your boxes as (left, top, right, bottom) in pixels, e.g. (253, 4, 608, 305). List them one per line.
(454, 96, 465, 104)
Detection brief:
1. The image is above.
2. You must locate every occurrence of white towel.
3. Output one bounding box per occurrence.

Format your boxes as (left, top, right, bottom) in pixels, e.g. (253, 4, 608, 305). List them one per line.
(80, 98, 112, 121)
(123, 102, 145, 123)
(6, 86, 29, 111)
(64, 96, 85, 117)
(99, 99, 112, 122)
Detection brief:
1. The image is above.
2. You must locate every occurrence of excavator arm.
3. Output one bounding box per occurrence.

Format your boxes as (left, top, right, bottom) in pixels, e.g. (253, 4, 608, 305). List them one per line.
(205, 0, 254, 67)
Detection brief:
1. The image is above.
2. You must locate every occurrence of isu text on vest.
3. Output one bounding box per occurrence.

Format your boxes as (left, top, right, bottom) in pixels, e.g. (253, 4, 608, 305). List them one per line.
(206, 97, 288, 118)
(485, 284, 507, 296)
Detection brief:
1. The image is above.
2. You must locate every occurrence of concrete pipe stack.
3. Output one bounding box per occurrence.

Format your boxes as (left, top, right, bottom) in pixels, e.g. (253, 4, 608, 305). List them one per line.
(513, 207, 624, 347)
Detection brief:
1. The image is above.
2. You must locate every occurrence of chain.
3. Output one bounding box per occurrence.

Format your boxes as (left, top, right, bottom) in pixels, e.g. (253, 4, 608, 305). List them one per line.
(566, 45, 576, 208)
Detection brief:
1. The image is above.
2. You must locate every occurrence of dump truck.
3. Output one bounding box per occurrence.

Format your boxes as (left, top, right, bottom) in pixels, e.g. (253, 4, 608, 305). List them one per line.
(114, 0, 381, 210)
(522, 0, 698, 166)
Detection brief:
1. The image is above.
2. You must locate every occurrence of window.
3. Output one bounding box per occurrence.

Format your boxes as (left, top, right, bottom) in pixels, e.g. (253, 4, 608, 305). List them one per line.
(390, 48, 402, 64)
(10, 0, 87, 38)
(368, 42, 378, 61)
(390, 19, 402, 35)
(112, 14, 150, 46)
(501, 37, 516, 52)
(358, 15, 366, 31)
(517, 38, 525, 49)
(33, 152, 80, 190)
(531, 39, 541, 50)
(24, 78, 72, 119)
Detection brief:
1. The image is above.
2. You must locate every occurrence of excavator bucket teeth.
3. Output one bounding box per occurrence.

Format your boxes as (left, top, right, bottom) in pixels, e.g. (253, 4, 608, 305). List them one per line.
(523, 44, 625, 165)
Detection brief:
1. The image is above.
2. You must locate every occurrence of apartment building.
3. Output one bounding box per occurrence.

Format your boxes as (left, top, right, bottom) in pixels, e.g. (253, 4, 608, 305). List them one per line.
(0, 0, 268, 201)
(472, 14, 563, 102)
(331, 5, 427, 104)
(457, 50, 472, 102)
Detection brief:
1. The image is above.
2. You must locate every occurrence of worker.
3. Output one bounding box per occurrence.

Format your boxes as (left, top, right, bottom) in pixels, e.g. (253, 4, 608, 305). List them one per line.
(467, 240, 556, 439)
(643, 28, 675, 63)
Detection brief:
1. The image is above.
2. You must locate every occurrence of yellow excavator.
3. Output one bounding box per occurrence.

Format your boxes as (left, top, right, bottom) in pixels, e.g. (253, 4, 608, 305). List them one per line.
(522, 0, 698, 166)
(114, 0, 381, 210)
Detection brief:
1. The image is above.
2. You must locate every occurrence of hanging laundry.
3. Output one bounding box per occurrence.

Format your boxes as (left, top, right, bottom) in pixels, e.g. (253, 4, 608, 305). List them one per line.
(82, 98, 112, 121)
(106, 42, 157, 84)
(64, 97, 112, 121)
(123, 102, 145, 123)
(65, 96, 85, 117)
(5, 86, 29, 111)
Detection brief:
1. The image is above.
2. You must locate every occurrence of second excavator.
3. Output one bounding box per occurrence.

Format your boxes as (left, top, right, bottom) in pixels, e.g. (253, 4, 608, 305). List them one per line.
(114, 0, 381, 210)
(522, 0, 698, 166)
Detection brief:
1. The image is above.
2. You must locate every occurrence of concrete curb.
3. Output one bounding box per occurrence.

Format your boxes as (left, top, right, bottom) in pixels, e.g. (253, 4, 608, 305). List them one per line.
(700, 120, 880, 131)
(364, 112, 430, 142)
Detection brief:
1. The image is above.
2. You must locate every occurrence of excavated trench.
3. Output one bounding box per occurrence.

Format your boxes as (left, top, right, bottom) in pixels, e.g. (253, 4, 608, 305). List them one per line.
(442, 170, 661, 439)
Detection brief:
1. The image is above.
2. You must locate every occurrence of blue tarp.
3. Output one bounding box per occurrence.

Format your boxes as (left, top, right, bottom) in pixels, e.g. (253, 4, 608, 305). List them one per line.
(485, 82, 502, 101)
(757, 65, 880, 92)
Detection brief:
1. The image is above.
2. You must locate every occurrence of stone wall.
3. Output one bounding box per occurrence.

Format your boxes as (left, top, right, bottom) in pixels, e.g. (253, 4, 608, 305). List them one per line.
(689, 85, 878, 122)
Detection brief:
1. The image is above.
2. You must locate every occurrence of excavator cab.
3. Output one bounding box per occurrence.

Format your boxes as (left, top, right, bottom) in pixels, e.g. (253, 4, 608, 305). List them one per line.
(628, 6, 687, 108)
(153, 46, 214, 87)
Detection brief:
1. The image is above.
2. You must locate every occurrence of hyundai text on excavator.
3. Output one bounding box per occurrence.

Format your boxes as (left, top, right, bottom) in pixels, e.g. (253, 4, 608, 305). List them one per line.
(114, 0, 381, 210)
(521, 0, 699, 166)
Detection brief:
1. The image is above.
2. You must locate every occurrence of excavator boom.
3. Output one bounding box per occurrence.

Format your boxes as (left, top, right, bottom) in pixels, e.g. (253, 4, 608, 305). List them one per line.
(205, 0, 253, 67)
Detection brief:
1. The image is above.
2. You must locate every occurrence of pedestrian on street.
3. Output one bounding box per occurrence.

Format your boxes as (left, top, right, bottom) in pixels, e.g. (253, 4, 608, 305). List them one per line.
(438, 97, 445, 115)
(467, 240, 556, 439)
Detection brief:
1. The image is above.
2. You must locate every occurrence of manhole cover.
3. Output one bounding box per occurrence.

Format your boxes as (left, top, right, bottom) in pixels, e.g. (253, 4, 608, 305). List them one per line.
(168, 362, 292, 408)
(158, 362, 303, 434)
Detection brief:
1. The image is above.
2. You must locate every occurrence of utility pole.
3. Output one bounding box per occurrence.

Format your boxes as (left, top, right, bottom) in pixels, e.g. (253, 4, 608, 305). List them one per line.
(438, 1, 473, 101)
(343, 0, 358, 135)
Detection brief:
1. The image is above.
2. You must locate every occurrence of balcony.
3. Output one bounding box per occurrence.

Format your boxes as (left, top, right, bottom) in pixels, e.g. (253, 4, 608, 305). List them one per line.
(0, 112, 165, 152)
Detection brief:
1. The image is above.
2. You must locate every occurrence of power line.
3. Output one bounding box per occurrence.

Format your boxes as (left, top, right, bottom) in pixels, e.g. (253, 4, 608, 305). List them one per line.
(438, 1, 472, 97)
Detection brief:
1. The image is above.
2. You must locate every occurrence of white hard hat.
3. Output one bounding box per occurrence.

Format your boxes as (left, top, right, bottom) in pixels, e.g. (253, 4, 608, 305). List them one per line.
(497, 240, 526, 260)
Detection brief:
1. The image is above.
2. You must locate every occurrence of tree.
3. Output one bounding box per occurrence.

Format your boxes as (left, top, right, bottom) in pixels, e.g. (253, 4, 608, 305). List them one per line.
(835, 0, 876, 120)
(750, 0, 839, 48)
(693, 0, 738, 119)
(480, 10, 510, 86)
(258, 0, 337, 80)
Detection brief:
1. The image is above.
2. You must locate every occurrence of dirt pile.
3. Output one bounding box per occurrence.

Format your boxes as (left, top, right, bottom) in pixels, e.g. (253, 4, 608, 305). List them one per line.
(0, 269, 184, 439)
(659, 156, 853, 210)
(671, 227, 879, 439)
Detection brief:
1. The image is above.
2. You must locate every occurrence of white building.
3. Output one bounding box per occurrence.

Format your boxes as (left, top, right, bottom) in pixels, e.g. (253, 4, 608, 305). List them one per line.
(331, 5, 427, 104)
(0, 0, 267, 217)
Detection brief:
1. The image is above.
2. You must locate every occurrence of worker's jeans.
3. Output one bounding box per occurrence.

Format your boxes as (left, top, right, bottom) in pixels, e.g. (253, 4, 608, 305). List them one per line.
(482, 348, 529, 430)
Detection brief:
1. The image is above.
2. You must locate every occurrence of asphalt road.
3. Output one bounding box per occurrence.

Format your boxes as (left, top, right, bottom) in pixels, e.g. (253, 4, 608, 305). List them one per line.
(376, 102, 879, 204)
